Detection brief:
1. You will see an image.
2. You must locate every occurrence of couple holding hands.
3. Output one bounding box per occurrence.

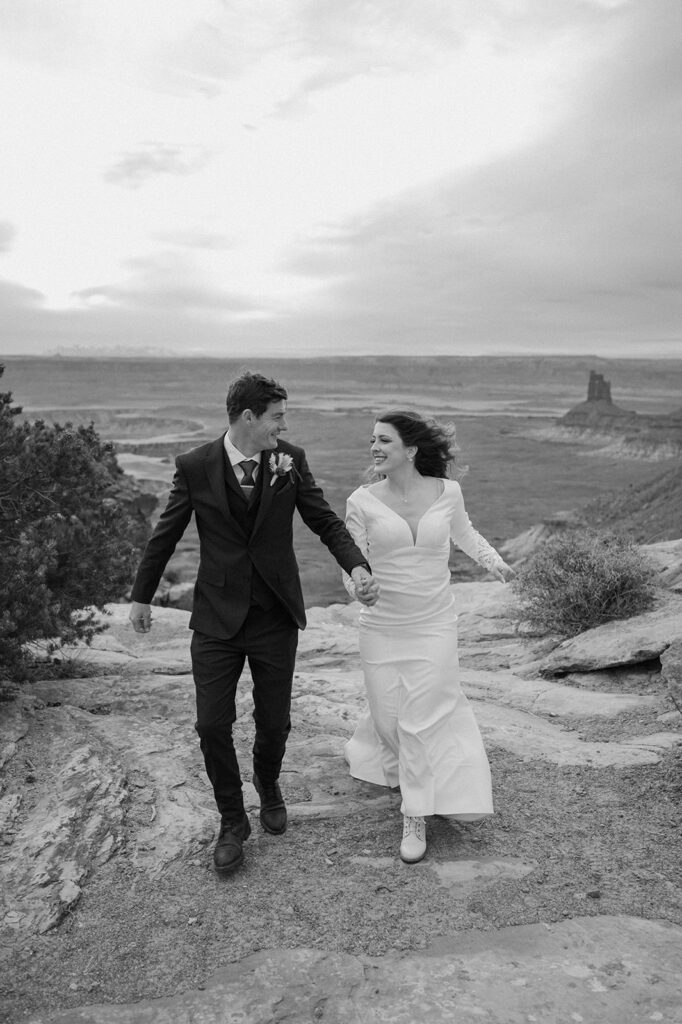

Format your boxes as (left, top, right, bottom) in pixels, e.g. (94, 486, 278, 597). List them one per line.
(129, 371, 513, 873)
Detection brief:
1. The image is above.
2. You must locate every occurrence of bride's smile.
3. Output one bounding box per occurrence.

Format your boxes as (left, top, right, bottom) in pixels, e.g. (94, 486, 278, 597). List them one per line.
(370, 421, 415, 476)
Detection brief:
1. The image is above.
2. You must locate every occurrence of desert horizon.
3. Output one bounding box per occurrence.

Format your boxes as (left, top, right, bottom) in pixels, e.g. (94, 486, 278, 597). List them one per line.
(3, 353, 680, 605)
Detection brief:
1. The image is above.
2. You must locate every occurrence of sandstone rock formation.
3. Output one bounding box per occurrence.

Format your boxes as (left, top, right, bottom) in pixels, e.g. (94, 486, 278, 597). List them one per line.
(2, 565, 681, 1023)
(556, 370, 682, 457)
(578, 463, 682, 542)
(499, 510, 581, 563)
(562, 370, 631, 427)
(2, 576, 680, 930)
(535, 591, 682, 677)
(501, 469, 682, 562)
(586, 370, 613, 403)
(24, 918, 682, 1024)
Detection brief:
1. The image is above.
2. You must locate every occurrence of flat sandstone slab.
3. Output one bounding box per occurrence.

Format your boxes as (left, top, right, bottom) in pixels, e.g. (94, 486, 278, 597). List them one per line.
(537, 596, 682, 676)
(475, 702, 682, 767)
(26, 915, 682, 1024)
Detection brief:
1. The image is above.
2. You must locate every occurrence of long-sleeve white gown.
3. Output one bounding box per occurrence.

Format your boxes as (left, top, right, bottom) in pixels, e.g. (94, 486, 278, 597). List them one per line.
(343, 479, 506, 818)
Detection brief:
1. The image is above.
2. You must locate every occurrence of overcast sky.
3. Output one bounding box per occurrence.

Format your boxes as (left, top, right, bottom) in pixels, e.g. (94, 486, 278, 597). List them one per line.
(1, 0, 680, 358)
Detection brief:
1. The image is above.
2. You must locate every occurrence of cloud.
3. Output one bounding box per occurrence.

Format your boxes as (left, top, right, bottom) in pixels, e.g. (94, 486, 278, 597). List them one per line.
(104, 143, 212, 188)
(271, 1, 473, 117)
(0, 1, 292, 99)
(281, 0, 682, 352)
(76, 280, 258, 315)
(0, 282, 265, 357)
(73, 253, 272, 316)
(152, 229, 237, 251)
(275, 0, 631, 113)
(0, 0, 629, 105)
(0, 222, 16, 252)
(0, 277, 44, 308)
(2, 1, 680, 359)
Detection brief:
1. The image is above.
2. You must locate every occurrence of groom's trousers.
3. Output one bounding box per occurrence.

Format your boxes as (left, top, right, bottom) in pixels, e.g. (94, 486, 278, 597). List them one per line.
(191, 601, 299, 818)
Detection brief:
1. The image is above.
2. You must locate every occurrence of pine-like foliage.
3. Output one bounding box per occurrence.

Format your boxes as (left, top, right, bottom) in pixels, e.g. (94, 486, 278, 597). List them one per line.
(511, 528, 657, 638)
(0, 365, 138, 686)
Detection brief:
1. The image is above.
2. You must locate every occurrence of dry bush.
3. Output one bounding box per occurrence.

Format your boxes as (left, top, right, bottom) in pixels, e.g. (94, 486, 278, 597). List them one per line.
(511, 529, 656, 638)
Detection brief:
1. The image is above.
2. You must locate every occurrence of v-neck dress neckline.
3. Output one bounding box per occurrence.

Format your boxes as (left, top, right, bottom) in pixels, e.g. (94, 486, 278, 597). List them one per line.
(366, 483, 446, 545)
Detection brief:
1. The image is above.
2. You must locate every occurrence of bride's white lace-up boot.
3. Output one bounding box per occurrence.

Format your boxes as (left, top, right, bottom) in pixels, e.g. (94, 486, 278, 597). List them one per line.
(400, 815, 426, 863)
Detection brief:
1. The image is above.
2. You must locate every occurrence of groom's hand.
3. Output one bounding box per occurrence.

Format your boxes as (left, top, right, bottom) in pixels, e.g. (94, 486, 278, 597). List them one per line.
(351, 567, 380, 606)
(129, 601, 153, 633)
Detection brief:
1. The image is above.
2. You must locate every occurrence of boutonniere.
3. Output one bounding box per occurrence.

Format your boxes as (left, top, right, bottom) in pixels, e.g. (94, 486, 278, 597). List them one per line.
(269, 452, 295, 486)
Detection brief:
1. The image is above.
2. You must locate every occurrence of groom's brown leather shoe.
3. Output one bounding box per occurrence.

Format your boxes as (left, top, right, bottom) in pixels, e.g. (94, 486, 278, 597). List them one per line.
(253, 774, 287, 835)
(214, 812, 251, 874)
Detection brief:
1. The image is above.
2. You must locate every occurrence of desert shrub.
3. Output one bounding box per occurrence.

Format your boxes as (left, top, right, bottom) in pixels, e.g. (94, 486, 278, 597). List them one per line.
(0, 366, 138, 691)
(511, 528, 656, 638)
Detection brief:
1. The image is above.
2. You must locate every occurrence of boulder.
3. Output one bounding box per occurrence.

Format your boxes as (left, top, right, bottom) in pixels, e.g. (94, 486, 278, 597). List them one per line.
(537, 593, 682, 677)
(641, 538, 682, 591)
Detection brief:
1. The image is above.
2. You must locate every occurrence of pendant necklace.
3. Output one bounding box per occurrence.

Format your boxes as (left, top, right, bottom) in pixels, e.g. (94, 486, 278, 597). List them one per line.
(389, 485, 409, 504)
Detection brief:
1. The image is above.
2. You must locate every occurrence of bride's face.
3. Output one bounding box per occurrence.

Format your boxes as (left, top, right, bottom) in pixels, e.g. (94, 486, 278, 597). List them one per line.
(370, 421, 410, 474)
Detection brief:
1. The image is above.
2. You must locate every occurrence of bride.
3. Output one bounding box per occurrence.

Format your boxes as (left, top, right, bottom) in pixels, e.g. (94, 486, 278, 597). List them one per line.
(343, 409, 514, 864)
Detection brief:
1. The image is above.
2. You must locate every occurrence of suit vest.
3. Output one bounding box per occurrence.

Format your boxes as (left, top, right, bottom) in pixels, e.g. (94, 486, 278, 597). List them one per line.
(223, 456, 276, 610)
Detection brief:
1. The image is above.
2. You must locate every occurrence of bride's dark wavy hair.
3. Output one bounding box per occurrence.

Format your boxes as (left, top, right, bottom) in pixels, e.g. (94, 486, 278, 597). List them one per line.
(371, 409, 464, 479)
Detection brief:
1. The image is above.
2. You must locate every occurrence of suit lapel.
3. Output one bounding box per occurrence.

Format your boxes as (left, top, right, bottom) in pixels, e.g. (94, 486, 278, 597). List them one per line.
(205, 434, 246, 532)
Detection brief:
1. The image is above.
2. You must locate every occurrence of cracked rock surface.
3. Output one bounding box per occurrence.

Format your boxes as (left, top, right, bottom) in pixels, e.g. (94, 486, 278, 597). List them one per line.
(2, 567, 681, 1023)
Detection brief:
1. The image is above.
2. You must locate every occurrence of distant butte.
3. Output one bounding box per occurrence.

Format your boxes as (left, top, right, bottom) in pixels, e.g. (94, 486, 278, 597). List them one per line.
(561, 370, 633, 426)
(559, 370, 682, 452)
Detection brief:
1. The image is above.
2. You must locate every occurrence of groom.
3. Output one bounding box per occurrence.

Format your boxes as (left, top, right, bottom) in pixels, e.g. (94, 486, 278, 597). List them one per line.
(129, 371, 377, 875)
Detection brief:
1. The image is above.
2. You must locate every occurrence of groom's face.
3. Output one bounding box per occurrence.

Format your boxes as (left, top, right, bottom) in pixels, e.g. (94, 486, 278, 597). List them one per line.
(249, 399, 288, 451)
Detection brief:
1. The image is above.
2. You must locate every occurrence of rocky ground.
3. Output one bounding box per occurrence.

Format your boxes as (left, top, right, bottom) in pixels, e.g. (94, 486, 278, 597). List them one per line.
(2, 544, 682, 1023)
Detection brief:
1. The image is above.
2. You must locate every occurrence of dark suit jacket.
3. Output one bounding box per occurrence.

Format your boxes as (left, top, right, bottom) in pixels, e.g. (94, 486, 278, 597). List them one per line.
(130, 435, 367, 637)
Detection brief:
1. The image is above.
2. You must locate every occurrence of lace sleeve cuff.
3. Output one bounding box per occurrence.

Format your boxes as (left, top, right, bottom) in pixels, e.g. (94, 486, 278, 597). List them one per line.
(473, 535, 506, 574)
(342, 572, 358, 600)
(449, 482, 505, 574)
(343, 493, 369, 601)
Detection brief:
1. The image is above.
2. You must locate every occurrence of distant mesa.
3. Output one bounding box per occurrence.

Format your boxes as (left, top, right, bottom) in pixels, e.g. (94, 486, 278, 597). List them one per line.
(500, 371, 682, 562)
(558, 370, 682, 455)
(561, 371, 633, 426)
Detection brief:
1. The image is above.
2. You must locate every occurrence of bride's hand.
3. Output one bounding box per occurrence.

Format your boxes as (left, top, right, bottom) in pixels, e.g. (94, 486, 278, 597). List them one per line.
(490, 561, 515, 583)
(357, 579, 380, 606)
(352, 569, 380, 606)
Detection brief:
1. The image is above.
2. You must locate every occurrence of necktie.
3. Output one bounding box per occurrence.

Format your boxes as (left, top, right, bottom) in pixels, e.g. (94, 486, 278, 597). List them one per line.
(239, 459, 258, 488)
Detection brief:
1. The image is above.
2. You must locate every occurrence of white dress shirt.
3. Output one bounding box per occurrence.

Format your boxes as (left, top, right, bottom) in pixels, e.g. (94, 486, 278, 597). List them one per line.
(224, 433, 262, 484)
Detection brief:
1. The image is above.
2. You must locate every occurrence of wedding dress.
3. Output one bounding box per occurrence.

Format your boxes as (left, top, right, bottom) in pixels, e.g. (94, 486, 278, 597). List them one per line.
(343, 479, 505, 819)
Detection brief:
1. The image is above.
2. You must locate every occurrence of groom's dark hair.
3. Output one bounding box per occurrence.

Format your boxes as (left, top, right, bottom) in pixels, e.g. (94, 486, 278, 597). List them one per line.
(226, 372, 288, 422)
